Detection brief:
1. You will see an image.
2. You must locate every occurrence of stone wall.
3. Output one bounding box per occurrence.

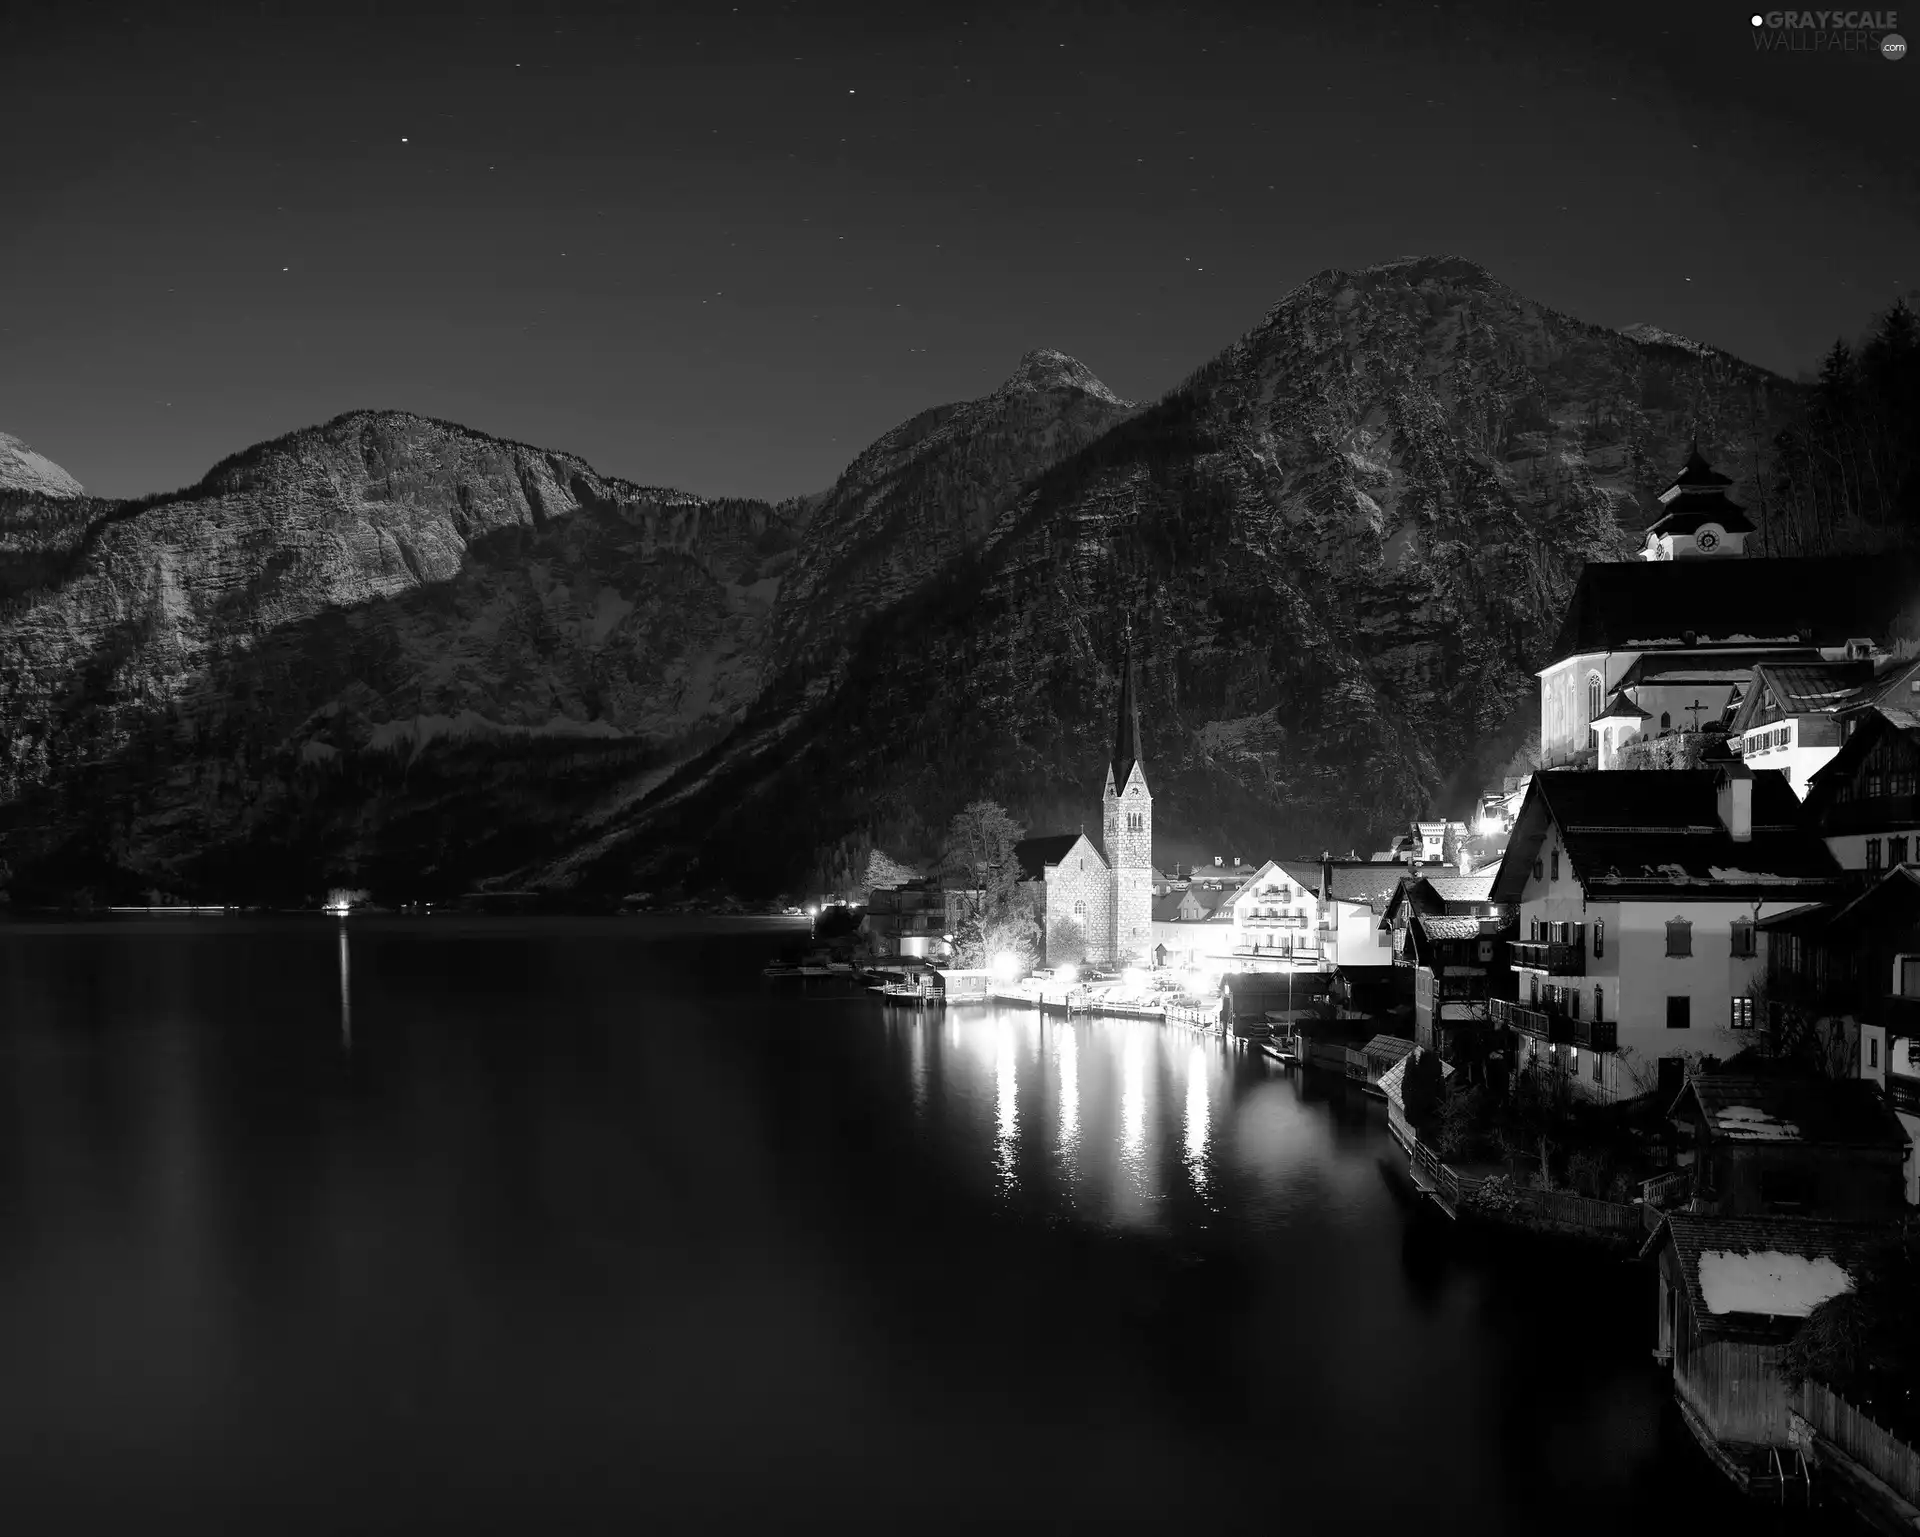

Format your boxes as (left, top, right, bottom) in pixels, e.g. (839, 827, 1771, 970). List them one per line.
(1103, 767, 1153, 966)
(1045, 838, 1112, 966)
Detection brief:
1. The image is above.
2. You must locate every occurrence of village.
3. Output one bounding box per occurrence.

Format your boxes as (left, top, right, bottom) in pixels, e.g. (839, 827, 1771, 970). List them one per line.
(780, 445, 1920, 1528)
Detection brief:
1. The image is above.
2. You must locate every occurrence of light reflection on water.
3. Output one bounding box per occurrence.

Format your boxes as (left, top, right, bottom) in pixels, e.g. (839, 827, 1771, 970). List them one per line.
(1185, 1043, 1209, 1198)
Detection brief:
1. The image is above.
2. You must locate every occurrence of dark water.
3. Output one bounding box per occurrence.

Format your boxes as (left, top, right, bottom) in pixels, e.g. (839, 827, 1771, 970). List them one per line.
(0, 918, 1854, 1532)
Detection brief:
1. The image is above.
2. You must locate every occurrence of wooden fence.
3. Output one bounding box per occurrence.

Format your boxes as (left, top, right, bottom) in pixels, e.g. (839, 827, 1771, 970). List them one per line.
(1801, 1380, 1920, 1505)
(1641, 1169, 1694, 1210)
(1517, 1188, 1646, 1235)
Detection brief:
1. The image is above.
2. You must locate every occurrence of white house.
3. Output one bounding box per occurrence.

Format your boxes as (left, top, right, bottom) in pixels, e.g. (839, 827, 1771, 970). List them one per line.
(1489, 763, 1845, 1103)
(1319, 860, 1406, 972)
(1224, 859, 1321, 964)
(1727, 656, 1880, 797)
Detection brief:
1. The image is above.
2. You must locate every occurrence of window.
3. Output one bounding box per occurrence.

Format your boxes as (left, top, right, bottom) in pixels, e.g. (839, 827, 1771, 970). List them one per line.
(1894, 837, 1912, 866)
(1530, 975, 1540, 1004)
(1730, 920, 1756, 958)
(1868, 838, 1884, 872)
(1531, 917, 1541, 941)
(1665, 918, 1693, 958)
(1871, 1037, 1881, 1070)
(1593, 919, 1604, 958)
(1587, 673, 1603, 721)
(1667, 996, 1691, 1029)
(1532, 859, 1543, 882)
(1551, 849, 1560, 881)
(1730, 996, 1754, 1029)
(1661, 711, 1672, 729)
(1870, 773, 1885, 797)
(1073, 901, 1086, 916)
(1570, 1047, 1580, 1075)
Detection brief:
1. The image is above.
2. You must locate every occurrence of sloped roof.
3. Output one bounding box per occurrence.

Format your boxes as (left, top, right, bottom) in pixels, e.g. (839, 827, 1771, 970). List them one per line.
(1326, 861, 1409, 906)
(1013, 833, 1094, 882)
(1490, 769, 1842, 903)
(1150, 891, 1186, 923)
(1615, 650, 1805, 691)
(1643, 1213, 1891, 1340)
(1182, 884, 1237, 914)
(1274, 859, 1324, 894)
(1672, 1073, 1910, 1149)
(1645, 493, 1757, 537)
(1728, 660, 1877, 736)
(1421, 873, 1496, 905)
(1362, 1034, 1416, 1062)
(1417, 915, 1489, 942)
(1546, 554, 1913, 665)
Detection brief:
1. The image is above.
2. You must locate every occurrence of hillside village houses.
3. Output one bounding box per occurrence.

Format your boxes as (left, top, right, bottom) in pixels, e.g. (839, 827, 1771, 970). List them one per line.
(1534, 447, 1911, 773)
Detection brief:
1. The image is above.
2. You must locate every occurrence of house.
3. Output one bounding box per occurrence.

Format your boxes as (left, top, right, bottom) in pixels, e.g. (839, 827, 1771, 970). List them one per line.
(1669, 1072, 1909, 1218)
(1763, 863, 1920, 1203)
(861, 880, 953, 959)
(1381, 872, 1517, 1061)
(1597, 649, 1820, 771)
(1801, 705, 1920, 874)
(1223, 859, 1321, 965)
(1361, 1033, 1416, 1085)
(1220, 972, 1303, 1038)
(1645, 1212, 1887, 1486)
(1319, 859, 1407, 970)
(1727, 657, 1880, 797)
(1489, 764, 1845, 1103)
(1535, 451, 1916, 768)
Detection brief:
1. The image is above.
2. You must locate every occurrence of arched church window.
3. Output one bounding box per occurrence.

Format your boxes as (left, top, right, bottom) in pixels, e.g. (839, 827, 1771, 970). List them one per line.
(1660, 711, 1671, 730)
(1587, 673, 1603, 721)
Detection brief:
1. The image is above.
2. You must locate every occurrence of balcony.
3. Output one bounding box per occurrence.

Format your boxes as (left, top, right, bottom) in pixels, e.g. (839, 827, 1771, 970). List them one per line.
(1488, 998, 1616, 1050)
(1509, 940, 1585, 976)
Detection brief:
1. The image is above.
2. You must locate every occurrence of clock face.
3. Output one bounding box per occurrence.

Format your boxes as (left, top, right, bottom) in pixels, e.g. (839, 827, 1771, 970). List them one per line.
(1696, 526, 1722, 552)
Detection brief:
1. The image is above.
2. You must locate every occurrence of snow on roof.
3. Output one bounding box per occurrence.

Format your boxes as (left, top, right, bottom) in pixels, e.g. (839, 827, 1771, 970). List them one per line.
(1377, 1049, 1454, 1111)
(1696, 1250, 1853, 1318)
(1714, 1104, 1800, 1140)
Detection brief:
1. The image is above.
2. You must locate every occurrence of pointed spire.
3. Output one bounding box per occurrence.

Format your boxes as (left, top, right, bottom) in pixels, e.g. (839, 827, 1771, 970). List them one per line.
(1111, 618, 1144, 791)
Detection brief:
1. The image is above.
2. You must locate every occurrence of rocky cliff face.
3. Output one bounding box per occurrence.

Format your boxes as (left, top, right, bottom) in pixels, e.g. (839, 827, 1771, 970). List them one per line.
(0, 411, 810, 900)
(0, 257, 1808, 905)
(527, 256, 1799, 898)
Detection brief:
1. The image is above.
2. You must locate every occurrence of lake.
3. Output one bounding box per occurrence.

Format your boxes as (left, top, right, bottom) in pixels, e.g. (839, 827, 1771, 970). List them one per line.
(0, 917, 1856, 1532)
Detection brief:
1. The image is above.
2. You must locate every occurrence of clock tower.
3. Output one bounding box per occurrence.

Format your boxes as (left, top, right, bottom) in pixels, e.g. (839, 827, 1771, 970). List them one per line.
(1639, 442, 1755, 561)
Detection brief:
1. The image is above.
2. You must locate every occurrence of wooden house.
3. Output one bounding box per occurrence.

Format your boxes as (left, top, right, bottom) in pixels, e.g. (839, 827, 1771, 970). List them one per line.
(1361, 1033, 1416, 1087)
(1220, 973, 1298, 1038)
(1644, 1212, 1887, 1488)
(1378, 1048, 1454, 1150)
(1669, 1073, 1909, 1218)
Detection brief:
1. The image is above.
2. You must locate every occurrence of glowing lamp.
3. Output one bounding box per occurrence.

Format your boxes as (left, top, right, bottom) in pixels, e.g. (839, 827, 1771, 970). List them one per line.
(992, 950, 1022, 982)
(1056, 963, 1078, 985)
(1122, 967, 1147, 990)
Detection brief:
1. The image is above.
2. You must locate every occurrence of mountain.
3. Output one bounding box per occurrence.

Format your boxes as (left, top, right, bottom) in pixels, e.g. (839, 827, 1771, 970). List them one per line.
(0, 354, 1135, 905)
(0, 432, 84, 499)
(0, 256, 1820, 906)
(515, 255, 1801, 900)
(0, 411, 812, 901)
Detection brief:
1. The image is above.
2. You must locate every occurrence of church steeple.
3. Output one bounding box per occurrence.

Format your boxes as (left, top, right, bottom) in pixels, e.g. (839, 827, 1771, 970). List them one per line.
(1110, 618, 1145, 792)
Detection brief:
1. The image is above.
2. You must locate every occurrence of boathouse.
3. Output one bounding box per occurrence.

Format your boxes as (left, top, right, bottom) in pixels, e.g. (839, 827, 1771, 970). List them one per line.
(1669, 1072, 1909, 1219)
(1643, 1212, 1888, 1487)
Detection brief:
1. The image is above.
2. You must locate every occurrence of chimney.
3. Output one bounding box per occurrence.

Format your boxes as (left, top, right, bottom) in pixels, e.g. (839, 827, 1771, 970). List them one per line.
(1716, 761, 1753, 843)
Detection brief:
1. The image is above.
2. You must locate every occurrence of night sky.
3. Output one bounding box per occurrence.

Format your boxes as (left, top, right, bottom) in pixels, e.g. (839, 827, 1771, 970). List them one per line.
(4, 0, 1914, 503)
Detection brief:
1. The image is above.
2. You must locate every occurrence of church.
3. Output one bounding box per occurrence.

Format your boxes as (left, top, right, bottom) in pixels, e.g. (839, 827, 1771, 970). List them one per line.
(1012, 626, 1154, 969)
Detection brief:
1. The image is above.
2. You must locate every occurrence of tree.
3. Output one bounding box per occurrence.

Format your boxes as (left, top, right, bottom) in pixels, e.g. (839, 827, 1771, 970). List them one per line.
(1744, 980, 1858, 1080)
(861, 847, 919, 900)
(1402, 1049, 1446, 1138)
(940, 800, 1025, 966)
(1045, 914, 1087, 969)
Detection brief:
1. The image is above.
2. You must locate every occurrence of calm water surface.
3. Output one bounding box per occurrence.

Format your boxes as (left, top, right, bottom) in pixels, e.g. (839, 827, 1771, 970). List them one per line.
(0, 918, 1855, 1532)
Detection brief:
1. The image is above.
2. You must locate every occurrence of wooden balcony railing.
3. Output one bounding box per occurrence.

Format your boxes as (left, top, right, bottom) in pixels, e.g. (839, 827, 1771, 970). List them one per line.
(1509, 940, 1585, 976)
(1488, 998, 1616, 1050)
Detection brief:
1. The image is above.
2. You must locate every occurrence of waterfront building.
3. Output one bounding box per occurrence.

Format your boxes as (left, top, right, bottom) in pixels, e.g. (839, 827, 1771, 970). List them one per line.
(861, 879, 955, 958)
(1381, 872, 1517, 1060)
(1318, 859, 1406, 971)
(1488, 764, 1844, 1103)
(1644, 1212, 1889, 1492)
(1668, 1072, 1908, 1218)
(1014, 624, 1154, 968)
